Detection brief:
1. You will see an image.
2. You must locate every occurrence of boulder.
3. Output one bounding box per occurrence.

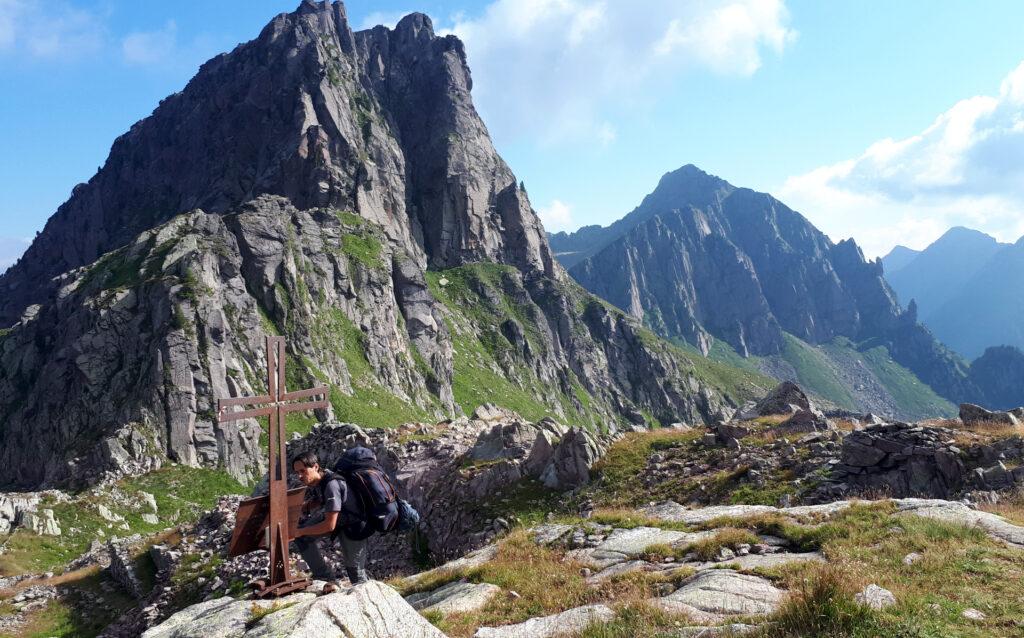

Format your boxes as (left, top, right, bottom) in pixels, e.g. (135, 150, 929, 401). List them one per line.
(778, 409, 830, 434)
(755, 382, 811, 416)
(141, 582, 446, 638)
(468, 422, 539, 463)
(98, 504, 125, 523)
(959, 403, 1019, 426)
(21, 508, 61, 536)
(139, 491, 159, 513)
(540, 428, 601, 490)
(854, 584, 896, 610)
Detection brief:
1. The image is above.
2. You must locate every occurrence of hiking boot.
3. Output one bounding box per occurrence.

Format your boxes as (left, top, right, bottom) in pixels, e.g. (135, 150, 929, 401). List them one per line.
(346, 566, 369, 585)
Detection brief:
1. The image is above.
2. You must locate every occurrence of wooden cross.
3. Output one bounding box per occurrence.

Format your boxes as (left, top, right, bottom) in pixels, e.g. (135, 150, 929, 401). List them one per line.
(218, 335, 328, 598)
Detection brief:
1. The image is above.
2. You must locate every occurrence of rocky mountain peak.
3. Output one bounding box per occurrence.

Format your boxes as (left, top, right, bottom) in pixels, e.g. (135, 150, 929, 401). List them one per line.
(0, 0, 552, 327)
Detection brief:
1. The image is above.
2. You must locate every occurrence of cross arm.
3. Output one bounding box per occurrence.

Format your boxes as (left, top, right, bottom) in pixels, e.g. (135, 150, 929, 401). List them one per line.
(281, 399, 329, 414)
(218, 405, 275, 422)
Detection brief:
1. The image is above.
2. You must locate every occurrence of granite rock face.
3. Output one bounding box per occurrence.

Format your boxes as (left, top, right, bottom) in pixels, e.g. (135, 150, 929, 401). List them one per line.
(0, 2, 743, 490)
(140, 582, 445, 638)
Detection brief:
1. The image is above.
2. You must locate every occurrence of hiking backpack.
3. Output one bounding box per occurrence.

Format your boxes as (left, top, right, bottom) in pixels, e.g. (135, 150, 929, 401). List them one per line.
(331, 446, 419, 539)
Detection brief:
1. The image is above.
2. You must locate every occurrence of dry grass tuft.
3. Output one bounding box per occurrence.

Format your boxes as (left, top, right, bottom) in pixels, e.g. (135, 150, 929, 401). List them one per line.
(934, 418, 1023, 445)
(684, 527, 761, 561)
(977, 490, 1024, 526)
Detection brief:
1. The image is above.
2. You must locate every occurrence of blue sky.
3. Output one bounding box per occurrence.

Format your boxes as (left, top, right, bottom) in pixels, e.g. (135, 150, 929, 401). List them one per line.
(2, 0, 1024, 270)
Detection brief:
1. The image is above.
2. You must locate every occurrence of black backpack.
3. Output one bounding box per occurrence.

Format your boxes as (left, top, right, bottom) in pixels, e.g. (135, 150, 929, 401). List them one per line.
(331, 447, 414, 540)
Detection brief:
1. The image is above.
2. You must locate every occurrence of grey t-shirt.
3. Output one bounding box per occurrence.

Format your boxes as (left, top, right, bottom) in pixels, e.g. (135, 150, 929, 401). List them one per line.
(311, 472, 362, 520)
(316, 475, 344, 512)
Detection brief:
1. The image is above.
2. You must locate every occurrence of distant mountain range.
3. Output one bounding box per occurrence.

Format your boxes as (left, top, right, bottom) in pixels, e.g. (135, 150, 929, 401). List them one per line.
(883, 228, 1024, 360)
(550, 165, 1024, 416)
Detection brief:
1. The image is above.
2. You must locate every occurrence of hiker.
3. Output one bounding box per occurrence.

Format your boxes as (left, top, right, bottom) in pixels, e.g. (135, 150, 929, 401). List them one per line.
(291, 451, 369, 585)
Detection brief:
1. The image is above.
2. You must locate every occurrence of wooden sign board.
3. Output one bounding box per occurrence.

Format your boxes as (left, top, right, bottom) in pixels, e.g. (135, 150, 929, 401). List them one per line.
(228, 487, 307, 558)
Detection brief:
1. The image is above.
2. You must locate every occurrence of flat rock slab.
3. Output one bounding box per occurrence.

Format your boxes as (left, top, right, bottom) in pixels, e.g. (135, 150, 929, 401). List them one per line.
(641, 501, 853, 525)
(532, 523, 573, 545)
(401, 544, 499, 589)
(142, 582, 445, 638)
(473, 603, 615, 638)
(406, 580, 501, 615)
(678, 551, 824, 573)
(642, 503, 776, 524)
(674, 624, 759, 637)
(893, 499, 1024, 548)
(568, 527, 713, 568)
(660, 570, 784, 617)
(585, 559, 651, 584)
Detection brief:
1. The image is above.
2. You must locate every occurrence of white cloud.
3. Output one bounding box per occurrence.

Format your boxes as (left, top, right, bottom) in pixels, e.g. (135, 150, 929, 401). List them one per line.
(0, 0, 104, 58)
(780, 60, 1024, 258)
(442, 0, 794, 146)
(122, 20, 177, 66)
(538, 199, 574, 232)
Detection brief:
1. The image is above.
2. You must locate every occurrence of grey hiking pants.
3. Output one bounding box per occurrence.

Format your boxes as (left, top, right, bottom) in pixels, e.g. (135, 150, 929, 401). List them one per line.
(293, 513, 369, 584)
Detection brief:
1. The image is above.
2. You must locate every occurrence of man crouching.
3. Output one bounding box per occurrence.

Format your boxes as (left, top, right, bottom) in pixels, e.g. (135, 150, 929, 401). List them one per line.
(291, 451, 369, 586)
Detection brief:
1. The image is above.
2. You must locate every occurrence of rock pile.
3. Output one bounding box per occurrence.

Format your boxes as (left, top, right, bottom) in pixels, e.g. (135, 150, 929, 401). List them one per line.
(814, 422, 1024, 500)
(287, 409, 609, 571)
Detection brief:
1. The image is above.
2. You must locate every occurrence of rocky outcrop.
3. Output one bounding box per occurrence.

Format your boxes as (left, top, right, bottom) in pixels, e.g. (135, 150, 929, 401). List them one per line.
(287, 415, 611, 567)
(654, 570, 784, 619)
(820, 422, 1024, 500)
(754, 381, 812, 415)
(140, 582, 445, 638)
(20, 509, 61, 536)
(960, 403, 1021, 426)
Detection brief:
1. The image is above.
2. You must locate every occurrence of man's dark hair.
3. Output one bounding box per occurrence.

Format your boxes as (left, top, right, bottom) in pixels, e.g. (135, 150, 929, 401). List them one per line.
(291, 451, 319, 469)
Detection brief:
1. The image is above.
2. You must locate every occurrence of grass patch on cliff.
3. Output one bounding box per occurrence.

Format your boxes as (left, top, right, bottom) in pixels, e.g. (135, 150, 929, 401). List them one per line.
(427, 263, 600, 425)
(449, 333, 550, 421)
(340, 233, 383, 269)
(308, 308, 433, 428)
(662, 337, 773, 406)
(587, 430, 700, 508)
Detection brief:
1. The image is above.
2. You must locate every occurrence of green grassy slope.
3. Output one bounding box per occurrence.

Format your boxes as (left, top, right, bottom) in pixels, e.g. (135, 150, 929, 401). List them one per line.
(705, 333, 955, 420)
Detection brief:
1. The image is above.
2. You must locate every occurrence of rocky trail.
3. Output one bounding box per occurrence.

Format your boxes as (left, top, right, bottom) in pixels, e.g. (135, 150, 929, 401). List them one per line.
(132, 494, 1024, 637)
(3, 382, 1024, 637)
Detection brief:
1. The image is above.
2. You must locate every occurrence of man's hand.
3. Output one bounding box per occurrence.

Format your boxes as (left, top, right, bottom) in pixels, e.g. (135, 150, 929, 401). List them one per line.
(292, 511, 339, 539)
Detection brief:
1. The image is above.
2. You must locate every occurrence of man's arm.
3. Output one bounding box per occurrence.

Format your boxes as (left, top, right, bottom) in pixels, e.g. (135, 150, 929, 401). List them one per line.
(293, 510, 338, 538)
